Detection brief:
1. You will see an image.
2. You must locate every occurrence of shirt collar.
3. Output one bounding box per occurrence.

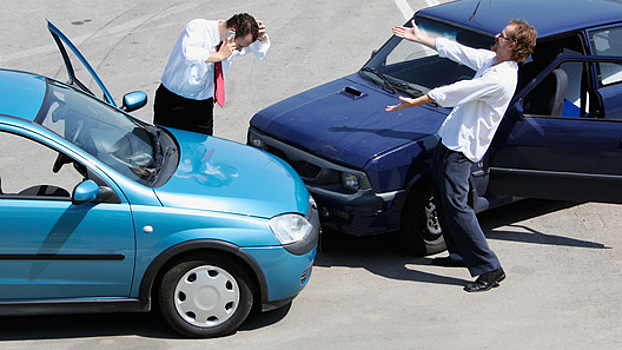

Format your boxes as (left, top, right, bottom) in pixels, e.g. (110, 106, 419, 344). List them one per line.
(213, 20, 224, 49)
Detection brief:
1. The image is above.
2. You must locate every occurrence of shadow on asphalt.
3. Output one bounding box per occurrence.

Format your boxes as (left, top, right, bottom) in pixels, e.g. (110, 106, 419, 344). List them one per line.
(0, 311, 177, 340)
(479, 199, 610, 249)
(0, 303, 291, 340)
(315, 198, 610, 285)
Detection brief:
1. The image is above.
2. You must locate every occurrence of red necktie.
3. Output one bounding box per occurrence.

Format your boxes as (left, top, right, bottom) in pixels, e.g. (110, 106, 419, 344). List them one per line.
(214, 42, 225, 107)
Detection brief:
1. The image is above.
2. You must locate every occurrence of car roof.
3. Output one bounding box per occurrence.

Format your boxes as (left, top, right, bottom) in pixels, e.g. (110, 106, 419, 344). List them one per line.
(416, 0, 622, 39)
(0, 69, 47, 122)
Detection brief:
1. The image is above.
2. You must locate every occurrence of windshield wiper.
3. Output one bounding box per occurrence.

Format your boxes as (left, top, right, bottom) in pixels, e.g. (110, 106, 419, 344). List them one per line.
(360, 67, 397, 94)
(391, 82, 424, 97)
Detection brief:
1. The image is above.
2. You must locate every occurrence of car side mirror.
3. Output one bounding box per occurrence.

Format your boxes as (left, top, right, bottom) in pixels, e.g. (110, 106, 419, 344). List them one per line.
(72, 179, 100, 205)
(506, 101, 524, 121)
(72, 180, 117, 205)
(122, 91, 147, 112)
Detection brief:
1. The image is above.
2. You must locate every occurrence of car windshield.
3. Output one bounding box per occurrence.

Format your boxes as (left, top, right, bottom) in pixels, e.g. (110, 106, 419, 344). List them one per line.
(361, 18, 494, 97)
(35, 80, 162, 184)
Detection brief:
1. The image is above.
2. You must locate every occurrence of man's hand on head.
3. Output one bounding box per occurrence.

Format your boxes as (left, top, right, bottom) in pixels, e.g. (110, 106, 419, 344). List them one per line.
(257, 20, 268, 42)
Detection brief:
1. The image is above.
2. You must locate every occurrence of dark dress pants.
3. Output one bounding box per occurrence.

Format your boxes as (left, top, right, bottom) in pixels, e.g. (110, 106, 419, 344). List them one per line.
(432, 143, 501, 277)
(153, 84, 214, 135)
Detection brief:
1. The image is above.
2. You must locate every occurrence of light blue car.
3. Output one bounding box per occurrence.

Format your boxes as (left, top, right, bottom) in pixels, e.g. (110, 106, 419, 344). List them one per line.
(0, 21, 319, 338)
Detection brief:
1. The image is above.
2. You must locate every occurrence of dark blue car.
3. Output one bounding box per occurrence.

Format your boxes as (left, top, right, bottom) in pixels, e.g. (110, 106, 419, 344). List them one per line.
(248, 0, 622, 255)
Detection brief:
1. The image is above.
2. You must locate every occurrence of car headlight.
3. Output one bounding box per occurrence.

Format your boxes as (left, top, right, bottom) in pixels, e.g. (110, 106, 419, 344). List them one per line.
(269, 213, 313, 245)
(341, 172, 359, 192)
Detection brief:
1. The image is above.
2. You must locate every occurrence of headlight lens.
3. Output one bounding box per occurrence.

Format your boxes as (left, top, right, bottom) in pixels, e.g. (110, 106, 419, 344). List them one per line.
(269, 214, 313, 245)
(341, 172, 359, 192)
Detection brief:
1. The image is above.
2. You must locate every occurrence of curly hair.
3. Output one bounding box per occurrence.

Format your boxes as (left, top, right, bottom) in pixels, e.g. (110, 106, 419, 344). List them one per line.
(226, 13, 259, 42)
(508, 19, 537, 63)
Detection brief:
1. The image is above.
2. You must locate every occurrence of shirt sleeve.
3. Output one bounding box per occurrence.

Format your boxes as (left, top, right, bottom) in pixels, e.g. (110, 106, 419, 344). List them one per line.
(237, 34, 271, 59)
(436, 37, 495, 72)
(428, 70, 505, 108)
(180, 21, 213, 64)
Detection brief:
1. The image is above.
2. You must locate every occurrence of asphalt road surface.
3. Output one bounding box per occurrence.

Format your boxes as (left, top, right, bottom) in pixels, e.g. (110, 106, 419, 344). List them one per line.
(1, 0, 621, 349)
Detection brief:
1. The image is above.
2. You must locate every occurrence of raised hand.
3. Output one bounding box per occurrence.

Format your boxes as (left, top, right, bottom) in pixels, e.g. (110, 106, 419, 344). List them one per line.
(392, 20, 420, 42)
(257, 20, 268, 42)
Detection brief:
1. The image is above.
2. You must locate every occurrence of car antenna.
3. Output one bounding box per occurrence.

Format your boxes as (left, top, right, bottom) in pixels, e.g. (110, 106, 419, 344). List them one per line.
(469, 0, 481, 21)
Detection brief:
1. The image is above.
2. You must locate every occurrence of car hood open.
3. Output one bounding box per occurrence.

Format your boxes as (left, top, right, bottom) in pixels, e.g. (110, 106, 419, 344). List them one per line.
(250, 73, 447, 169)
(154, 130, 309, 219)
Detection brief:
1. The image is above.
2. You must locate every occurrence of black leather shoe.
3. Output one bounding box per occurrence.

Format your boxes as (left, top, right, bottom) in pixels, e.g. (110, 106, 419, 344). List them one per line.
(464, 268, 506, 292)
(431, 256, 466, 267)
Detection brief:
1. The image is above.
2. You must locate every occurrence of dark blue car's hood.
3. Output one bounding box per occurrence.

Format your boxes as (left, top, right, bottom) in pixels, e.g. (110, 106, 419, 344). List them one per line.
(251, 73, 447, 169)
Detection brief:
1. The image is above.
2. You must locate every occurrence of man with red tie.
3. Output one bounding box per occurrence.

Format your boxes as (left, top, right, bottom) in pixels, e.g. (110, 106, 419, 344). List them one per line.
(154, 13, 270, 135)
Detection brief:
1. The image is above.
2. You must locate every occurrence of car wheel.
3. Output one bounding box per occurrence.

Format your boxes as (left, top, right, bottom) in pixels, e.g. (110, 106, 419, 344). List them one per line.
(158, 256, 253, 338)
(400, 187, 447, 256)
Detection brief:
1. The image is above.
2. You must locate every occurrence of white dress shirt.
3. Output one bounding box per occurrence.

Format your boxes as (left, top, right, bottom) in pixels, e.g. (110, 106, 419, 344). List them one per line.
(427, 37, 518, 163)
(161, 19, 270, 101)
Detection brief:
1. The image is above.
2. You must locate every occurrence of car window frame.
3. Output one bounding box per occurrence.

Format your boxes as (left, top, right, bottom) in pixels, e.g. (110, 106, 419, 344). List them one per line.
(47, 21, 116, 107)
(587, 24, 622, 88)
(511, 54, 621, 120)
(0, 126, 122, 204)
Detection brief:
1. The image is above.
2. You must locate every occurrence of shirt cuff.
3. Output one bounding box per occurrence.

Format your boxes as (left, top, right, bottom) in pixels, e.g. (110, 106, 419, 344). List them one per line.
(252, 34, 270, 58)
(435, 37, 450, 59)
(427, 88, 441, 104)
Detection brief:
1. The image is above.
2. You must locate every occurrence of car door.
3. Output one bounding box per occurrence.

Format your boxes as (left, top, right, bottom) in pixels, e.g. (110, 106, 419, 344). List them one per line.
(488, 49, 622, 204)
(0, 129, 135, 299)
(47, 20, 117, 107)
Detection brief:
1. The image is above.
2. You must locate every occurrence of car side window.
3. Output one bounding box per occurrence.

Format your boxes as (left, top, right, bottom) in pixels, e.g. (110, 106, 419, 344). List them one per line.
(522, 58, 604, 119)
(590, 26, 622, 86)
(0, 131, 84, 200)
(518, 32, 606, 119)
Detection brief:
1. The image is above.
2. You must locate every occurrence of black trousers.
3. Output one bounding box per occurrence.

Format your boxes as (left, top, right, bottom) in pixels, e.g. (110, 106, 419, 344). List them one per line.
(153, 84, 214, 135)
(432, 143, 501, 277)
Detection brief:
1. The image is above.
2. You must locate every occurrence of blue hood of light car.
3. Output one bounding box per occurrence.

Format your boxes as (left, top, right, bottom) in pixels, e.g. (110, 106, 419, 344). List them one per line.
(154, 130, 309, 219)
(251, 73, 447, 169)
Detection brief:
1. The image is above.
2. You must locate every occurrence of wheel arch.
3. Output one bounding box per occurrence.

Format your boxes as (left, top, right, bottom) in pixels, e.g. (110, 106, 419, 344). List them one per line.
(400, 172, 434, 226)
(404, 172, 433, 201)
(399, 173, 446, 256)
(138, 239, 268, 311)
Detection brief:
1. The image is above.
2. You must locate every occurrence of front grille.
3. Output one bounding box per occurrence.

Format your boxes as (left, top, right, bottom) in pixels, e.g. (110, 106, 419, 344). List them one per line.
(267, 145, 322, 179)
(291, 160, 322, 178)
(250, 128, 370, 190)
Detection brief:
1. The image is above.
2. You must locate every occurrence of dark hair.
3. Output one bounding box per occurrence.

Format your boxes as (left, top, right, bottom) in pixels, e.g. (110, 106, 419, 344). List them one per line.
(226, 13, 259, 42)
(508, 19, 537, 63)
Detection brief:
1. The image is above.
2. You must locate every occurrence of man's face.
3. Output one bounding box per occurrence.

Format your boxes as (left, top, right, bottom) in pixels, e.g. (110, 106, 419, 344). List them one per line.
(233, 33, 254, 51)
(491, 24, 516, 58)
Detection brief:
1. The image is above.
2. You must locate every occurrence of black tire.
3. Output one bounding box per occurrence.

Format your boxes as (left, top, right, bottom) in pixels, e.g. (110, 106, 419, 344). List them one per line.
(400, 186, 447, 256)
(157, 255, 253, 338)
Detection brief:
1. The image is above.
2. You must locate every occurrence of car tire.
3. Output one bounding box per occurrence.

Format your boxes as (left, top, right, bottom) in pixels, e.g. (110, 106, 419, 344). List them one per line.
(400, 185, 447, 256)
(158, 255, 253, 338)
